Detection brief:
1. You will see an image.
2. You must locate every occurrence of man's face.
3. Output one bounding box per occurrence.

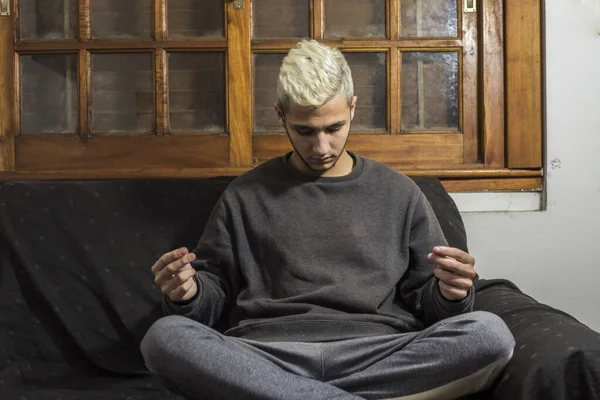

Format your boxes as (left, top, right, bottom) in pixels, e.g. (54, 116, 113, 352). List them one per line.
(276, 94, 357, 177)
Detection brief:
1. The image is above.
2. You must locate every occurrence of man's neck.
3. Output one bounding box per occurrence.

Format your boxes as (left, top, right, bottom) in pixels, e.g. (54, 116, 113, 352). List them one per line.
(290, 151, 354, 177)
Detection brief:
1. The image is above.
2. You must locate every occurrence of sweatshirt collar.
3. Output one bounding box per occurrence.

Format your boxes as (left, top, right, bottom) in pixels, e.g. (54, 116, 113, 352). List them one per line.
(281, 151, 364, 183)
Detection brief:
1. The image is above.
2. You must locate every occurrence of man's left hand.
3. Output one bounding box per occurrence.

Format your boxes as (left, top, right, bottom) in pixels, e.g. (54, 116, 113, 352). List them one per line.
(428, 246, 477, 301)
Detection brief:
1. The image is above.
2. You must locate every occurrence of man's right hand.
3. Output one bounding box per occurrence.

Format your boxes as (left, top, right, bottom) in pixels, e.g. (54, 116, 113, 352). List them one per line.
(152, 247, 198, 303)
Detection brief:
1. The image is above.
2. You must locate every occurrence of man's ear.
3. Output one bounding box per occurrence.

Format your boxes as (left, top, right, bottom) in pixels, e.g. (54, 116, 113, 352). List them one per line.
(350, 96, 358, 120)
(274, 103, 285, 126)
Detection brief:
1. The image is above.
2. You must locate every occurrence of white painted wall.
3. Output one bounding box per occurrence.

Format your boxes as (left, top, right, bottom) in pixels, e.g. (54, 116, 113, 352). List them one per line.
(462, 0, 600, 332)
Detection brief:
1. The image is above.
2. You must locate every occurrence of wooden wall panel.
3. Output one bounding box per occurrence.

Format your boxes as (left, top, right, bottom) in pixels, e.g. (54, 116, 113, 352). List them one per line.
(0, 11, 15, 171)
(505, 0, 543, 168)
(481, 0, 505, 167)
(227, 0, 253, 167)
(253, 134, 464, 167)
(16, 135, 229, 170)
(442, 177, 542, 192)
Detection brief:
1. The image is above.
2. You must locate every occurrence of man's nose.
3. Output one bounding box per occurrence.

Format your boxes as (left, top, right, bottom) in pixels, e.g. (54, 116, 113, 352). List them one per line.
(312, 131, 330, 154)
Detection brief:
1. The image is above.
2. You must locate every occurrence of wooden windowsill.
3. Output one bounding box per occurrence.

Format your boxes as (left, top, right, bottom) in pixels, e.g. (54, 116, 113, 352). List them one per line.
(0, 167, 543, 192)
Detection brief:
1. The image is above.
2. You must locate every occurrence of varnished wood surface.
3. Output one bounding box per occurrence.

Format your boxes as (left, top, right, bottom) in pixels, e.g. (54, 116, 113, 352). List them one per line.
(312, 0, 324, 41)
(13, 0, 20, 41)
(155, 50, 168, 136)
(78, 0, 91, 41)
(15, 135, 230, 170)
(227, 0, 253, 167)
(0, 13, 15, 171)
(0, 166, 543, 194)
(154, 0, 166, 41)
(251, 38, 464, 51)
(254, 134, 465, 167)
(462, 7, 478, 163)
(78, 49, 90, 136)
(442, 177, 542, 192)
(482, 0, 505, 167)
(389, 48, 400, 134)
(389, 0, 400, 40)
(506, 0, 543, 168)
(15, 40, 228, 52)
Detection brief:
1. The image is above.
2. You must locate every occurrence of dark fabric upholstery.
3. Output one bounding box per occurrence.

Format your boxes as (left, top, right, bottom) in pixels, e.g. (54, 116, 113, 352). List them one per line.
(1, 177, 598, 400)
(472, 279, 600, 399)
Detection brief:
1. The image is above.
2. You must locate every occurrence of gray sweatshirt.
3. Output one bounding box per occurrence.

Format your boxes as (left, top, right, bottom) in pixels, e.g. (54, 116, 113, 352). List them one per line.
(164, 152, 474, 342)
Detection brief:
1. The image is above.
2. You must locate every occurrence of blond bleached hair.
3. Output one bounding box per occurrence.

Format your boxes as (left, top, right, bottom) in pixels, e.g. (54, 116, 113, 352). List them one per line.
(277, 40, 354, 114)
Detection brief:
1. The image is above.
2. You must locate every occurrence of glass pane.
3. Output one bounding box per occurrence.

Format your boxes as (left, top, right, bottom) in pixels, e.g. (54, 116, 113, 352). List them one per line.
(168, 0, 224, 38)
(20, 54, 78, 134)
(345, 52, 386, 132)
(20, 0, 77, 40)
(253, 0, 309, 39)
(254, 54, 286, 133)
(168, 53, 225, 132)
(401, 0, 458, 37)
(401, 52, 459, 130)
(92, 54, 154, 133)
(254, 53, 386, 133)
(91, 0, 152, 38)
(325, 0, 386, 39)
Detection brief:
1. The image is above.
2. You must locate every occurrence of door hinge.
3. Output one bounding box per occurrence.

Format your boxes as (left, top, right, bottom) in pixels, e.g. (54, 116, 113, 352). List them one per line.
(464, 0, 476, 13)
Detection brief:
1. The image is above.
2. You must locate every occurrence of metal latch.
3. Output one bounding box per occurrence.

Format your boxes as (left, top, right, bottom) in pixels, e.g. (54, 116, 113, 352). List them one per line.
(233, 0, 244, 9)
(464, 0, 476, 13)
(0, 0, 9, 16)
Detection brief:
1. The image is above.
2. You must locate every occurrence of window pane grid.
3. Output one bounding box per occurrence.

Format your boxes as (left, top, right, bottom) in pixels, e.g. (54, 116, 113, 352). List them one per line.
(15, 1, 468, 138)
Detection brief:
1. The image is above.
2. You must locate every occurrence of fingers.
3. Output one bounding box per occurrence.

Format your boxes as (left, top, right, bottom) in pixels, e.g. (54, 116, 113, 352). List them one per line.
(153, 251, 196, 286)
(428, 252, 476, 280)
(151, 247, 189, 274)
(161, 265, 197, 295)
(168, 277, 197, 301)
(437, 279, 469, 301)
(149, 247, 198, 303)
(433, 267, 473, 291)
(430, 246, 476, 302)
(431, 246, 475, 266)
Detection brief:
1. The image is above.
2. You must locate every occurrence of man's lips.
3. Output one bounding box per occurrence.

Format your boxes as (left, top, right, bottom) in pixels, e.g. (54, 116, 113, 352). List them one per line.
(310, 157, 333, 164)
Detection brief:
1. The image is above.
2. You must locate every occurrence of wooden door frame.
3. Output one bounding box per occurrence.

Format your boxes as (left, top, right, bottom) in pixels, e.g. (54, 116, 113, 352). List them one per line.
(0, 0, 15, 172)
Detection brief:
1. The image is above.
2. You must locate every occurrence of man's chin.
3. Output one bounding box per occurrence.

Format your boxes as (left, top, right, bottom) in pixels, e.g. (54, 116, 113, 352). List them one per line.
(308, 166, 330, 173)
(306, 159, 337, 174)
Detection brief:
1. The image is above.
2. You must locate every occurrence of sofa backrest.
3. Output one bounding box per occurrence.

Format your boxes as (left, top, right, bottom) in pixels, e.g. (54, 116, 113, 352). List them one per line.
(0, 177, 466, 375)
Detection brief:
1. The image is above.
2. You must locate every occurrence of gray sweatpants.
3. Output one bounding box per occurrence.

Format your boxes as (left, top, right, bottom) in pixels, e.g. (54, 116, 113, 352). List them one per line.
(141, 311, 514, 400)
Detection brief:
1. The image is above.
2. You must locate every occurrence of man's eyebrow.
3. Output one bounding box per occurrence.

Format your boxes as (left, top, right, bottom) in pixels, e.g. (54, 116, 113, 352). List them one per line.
(292, 120, 346, 130)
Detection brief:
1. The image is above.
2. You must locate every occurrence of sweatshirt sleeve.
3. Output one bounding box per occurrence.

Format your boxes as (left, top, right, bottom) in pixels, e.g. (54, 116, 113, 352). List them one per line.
(162, 197, 241, 327)
(398, 190, 474, 326)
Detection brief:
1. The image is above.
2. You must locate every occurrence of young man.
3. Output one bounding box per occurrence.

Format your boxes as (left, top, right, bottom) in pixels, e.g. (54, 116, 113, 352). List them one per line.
(141, 40, 515, 400)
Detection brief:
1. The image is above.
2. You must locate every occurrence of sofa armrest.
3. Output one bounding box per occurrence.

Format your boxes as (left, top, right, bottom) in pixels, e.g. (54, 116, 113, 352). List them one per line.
(411, 177, 468, 253)
(474, 280, 600, 400)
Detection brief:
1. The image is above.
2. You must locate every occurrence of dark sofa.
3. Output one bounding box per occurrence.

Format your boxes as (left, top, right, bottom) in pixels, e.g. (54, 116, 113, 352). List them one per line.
(1, 177, 599, 400)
